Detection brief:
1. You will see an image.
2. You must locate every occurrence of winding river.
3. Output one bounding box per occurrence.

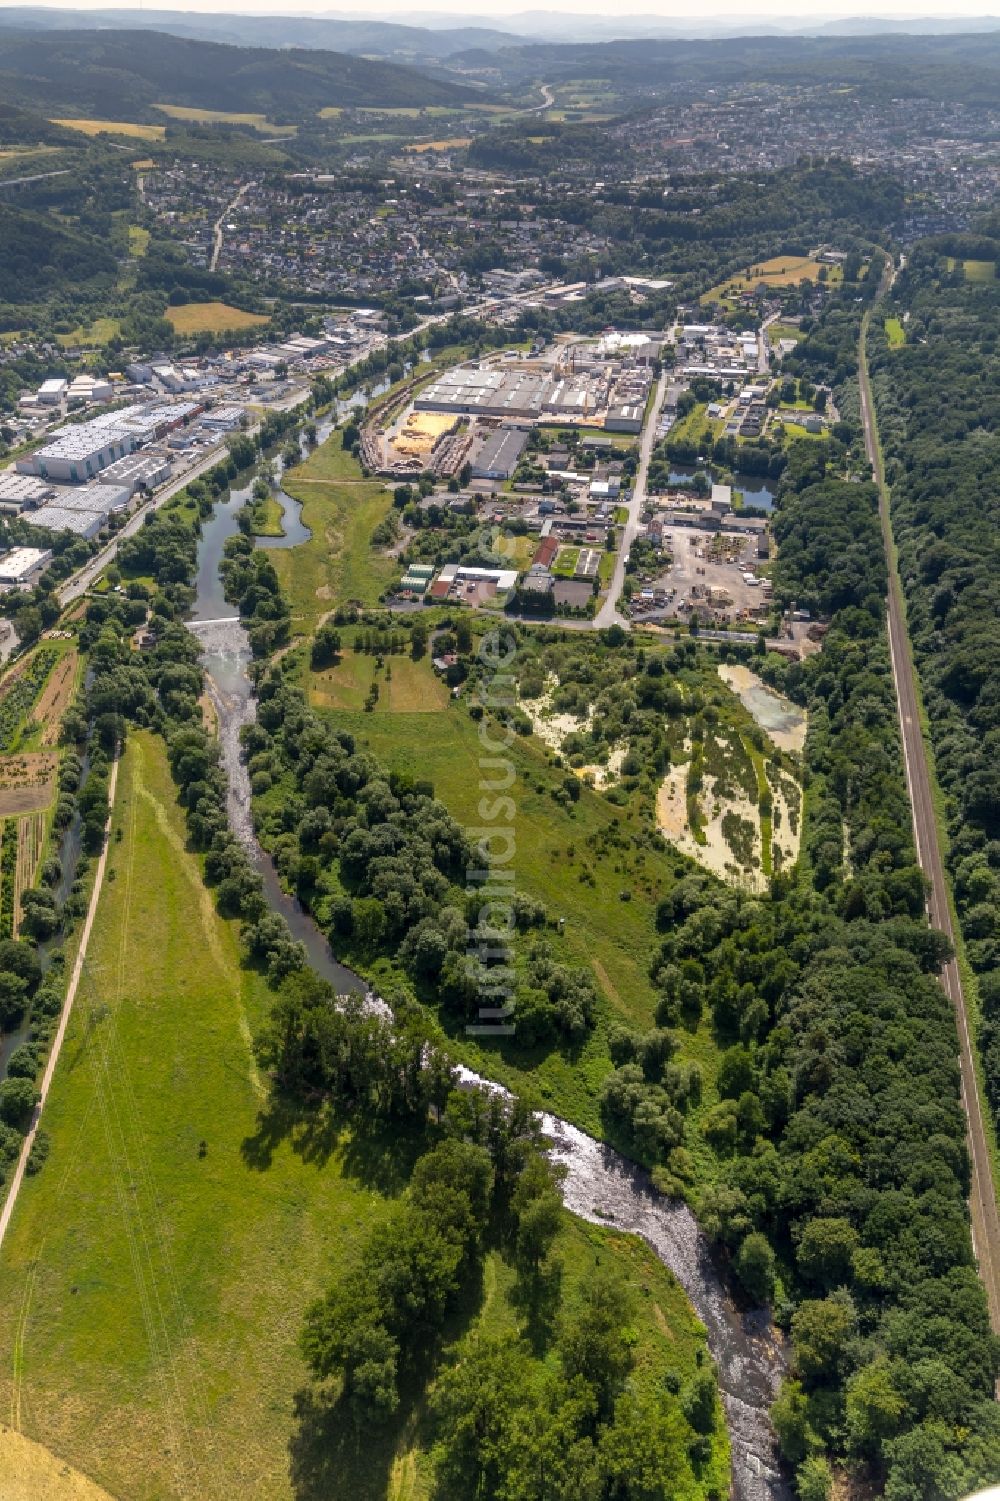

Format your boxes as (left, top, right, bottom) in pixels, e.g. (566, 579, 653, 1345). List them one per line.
(187, 454, 790, 1501)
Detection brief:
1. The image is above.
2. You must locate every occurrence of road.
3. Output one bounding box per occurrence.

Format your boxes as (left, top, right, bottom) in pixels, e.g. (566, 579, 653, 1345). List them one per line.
(595, 372, 668, 629)
(0, 752, 120, 1255)
(209, 182, 253, 274)
(859, 292, 1000, 1333)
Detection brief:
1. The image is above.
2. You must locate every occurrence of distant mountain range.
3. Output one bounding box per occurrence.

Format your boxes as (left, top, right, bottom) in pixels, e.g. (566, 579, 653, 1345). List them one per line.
(3, 7, 1000, 61)
(0, 7, 524, 62)
(0, 25, 485, 119)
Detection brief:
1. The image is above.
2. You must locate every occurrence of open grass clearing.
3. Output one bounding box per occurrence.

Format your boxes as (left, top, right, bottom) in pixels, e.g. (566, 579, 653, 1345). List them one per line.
(127, 225, 149, 258)
(885, 316, 905, 347)
(276, 439, 396, 634)
(310, 651, 448, 714)
(946, 256, 996, 283)
(51, 119, 165, 142)
(165, 301, 269, 336)
(55, 319, 120, 349)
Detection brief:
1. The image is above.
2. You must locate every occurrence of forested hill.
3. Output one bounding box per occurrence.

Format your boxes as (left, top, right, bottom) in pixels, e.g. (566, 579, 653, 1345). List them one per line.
(0, 203, 115, 303)
(0, 27, 483, 119)
(455, 30, 1000, 104)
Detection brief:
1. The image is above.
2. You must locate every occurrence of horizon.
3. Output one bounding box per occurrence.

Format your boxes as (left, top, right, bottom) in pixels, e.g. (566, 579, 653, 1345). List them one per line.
(1, 0, 999, 26)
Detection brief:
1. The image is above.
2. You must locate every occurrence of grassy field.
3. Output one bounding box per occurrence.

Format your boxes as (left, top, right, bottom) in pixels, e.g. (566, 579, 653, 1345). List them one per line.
(0, 730, 726, 1501)
(153, 104, 297, 135)
(884, 316, 905, 347)
(703, 255, 841, 306)
(51, 119, 165, 141)
(275, 438, 397, 635)
(55, 318, 120, 349)
(0, 732, 393, 1501)
(768, 321, 806, 345)
(165, 302, 269, 336)
(946, 256, 997, 283)
(128, 225, 150, 259)
(667, 401, 723, 449)
(310, 651, 449, 714)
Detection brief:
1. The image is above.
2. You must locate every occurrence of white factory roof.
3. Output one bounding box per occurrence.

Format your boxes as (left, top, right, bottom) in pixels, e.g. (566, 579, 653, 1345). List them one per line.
(437, 563, 519, 591)
(31, 505, 105, 537)
(0, 546, 52, 580)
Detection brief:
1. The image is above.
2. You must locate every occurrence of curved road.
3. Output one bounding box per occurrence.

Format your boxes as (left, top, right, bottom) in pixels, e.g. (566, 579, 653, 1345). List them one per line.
(859, 294, 1000, 1331)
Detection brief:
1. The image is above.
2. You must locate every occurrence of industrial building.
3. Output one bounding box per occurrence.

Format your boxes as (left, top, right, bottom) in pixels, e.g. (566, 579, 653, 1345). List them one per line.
(17, 424, 135, 484)
(605, 403, 644, 433)
(0, 546, 52, 588)
(99, 452, 173, 496)
(31, 505, 105, 540)
(470, 427, 528, 481)
(36, 379, 66, 406)
(67, 374, 113, 404)
(415, 367, 548, 419)
(0, 473, 55, 512)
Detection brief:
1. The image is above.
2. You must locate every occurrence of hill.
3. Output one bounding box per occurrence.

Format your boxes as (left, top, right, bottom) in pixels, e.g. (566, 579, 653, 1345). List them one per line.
(0, 27, 484, 121)
(452, 29, 1000, 105)
(0, 202, 116, 302)
(0, 7, 523, 61)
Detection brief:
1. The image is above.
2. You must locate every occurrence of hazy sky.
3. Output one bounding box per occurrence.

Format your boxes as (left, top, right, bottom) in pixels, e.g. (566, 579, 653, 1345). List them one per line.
(2, 0, 997, 17)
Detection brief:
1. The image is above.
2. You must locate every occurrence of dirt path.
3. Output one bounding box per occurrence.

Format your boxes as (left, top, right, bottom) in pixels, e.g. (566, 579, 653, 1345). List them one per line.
(0, 753, 120, 1255)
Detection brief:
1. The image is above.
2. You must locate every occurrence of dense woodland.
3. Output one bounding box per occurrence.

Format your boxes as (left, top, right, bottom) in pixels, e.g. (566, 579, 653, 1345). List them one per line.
(872, 244, 1000, 1165)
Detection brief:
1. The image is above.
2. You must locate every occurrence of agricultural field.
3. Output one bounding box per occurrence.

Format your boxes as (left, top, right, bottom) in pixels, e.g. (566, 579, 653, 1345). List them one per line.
(50, 119, 166, 141)
(0, 730, 724, 1501)
(0, 644, 78, 937)
(165, 302, 269, 336)
(884, 316, 906, 347)
(0, 754, 57, 816)
(275, 439, 397, 635)
(703, 255, 841, 306)
(153, 104, 297, 135)
(404, 138, 472, 153)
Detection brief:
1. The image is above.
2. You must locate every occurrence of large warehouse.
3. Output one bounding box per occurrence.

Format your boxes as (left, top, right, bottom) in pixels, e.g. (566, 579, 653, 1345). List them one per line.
(415, 367, 549, 419)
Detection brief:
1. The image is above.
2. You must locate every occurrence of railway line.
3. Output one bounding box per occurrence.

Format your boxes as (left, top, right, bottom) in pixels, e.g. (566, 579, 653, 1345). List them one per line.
(859, 290, 1000, 1332)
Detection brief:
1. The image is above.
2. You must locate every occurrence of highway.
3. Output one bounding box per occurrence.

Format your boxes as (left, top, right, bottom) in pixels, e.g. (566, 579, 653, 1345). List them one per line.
(859, 295, 1000, 1332)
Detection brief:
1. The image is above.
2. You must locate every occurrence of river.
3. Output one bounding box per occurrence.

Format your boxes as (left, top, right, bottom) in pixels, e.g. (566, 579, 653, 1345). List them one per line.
(187, 433, 789, 1501)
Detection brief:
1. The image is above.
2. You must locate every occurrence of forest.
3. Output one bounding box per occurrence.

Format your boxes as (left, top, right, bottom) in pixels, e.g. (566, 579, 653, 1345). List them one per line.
(0, 25, 480, 119)
(870, 243, 1000, 1159)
